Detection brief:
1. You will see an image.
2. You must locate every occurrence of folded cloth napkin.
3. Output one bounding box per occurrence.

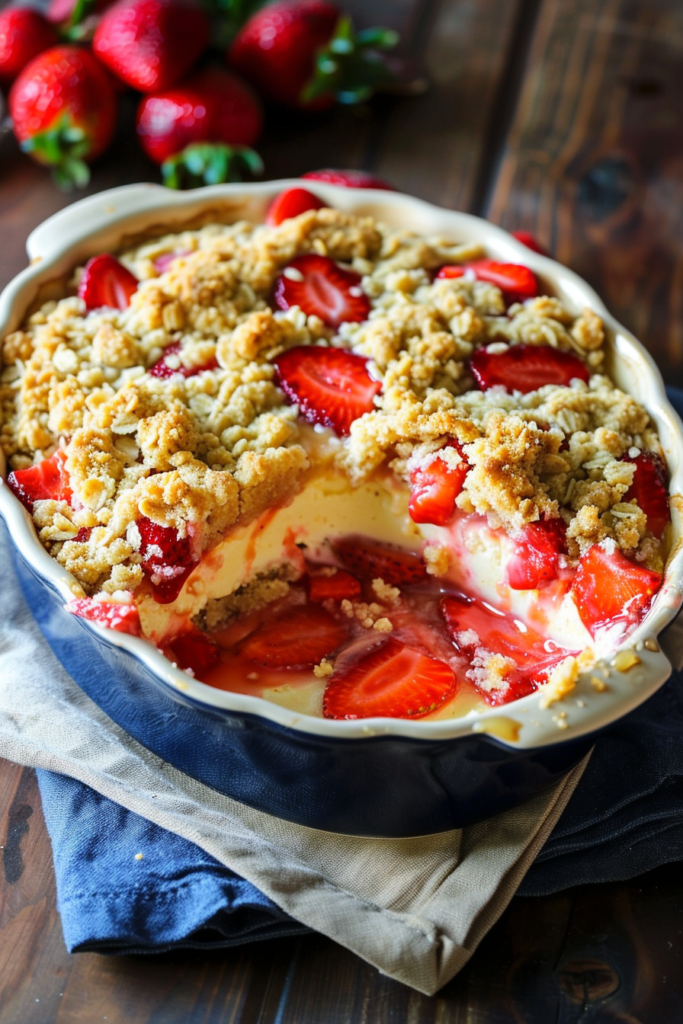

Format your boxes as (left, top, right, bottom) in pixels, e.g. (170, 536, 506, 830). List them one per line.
(1, 389, 682, 995)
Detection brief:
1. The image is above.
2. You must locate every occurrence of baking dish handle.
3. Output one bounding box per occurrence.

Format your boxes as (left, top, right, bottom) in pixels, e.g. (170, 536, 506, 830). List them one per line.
(26, 183, 172, 263)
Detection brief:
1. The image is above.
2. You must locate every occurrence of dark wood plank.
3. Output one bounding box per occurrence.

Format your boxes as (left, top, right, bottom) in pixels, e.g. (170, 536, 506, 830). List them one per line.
(484, 0, 683, 383)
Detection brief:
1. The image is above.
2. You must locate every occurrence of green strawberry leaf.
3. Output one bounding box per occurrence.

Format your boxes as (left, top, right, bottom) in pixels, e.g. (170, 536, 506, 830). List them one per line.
(300, 14, 399, 107)
(21, 114, 93, 191)
(162, 144, 264, 190)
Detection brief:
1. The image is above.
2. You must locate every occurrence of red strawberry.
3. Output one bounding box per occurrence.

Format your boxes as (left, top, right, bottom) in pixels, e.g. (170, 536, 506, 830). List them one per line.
(148, 341, 217, 379)
(571, 544, 661, 638)
(470, 343, 589, 393)
(153, 249, 191, 274)
(308, 568, 361, 602)
(266, 187, 326, 227)
(437, 260, 538, 305)
(511, 230, 549, 257)
(229, 0, 398, 110)
(274, 254, 371, 329)
(166, 628, 220, 677)
(93, 0, 209, 93)
(0, 8, 57, 88)
(408, 441, 469, 526)
(273, 346, 380, 436)
(67, 596, 141, 635)
(623, 451, 670, 539)
(237, 604, 348, 668)
(440, 594, 574, 705)
(7, 449, 72, 511)
(46, 0, 116, 26)
(9, 46, 117, 189)
(302, 169, 395, 190)
(78, 254, 138, 311)
(323, 637, 456, 719)
(507, 519, 567, 591)
(333, 536, 427, 586)
(136, 67, 263, 165)
(137, 516, 198, 604)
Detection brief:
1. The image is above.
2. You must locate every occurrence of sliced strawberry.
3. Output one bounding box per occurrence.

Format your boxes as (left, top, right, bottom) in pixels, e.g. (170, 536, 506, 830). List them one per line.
(67, 597, 140, 636)
(237, 604, 348, 669)
(166, 628, 221, 677)
(137, 515, 198, 604)
(78, 254, 139, 312)
(333, 536, 428, 586)
(266, 187, 326, 226)
(274, 254, 371, 329)
(409, 441, 469, 526)
(308, 568, 362, 602)
(623, 451, 670, 538)
(148, 341, 218, 379)
(507, 519, 567, 591)
(470, 343, 589, 393)
(437, 260, 538, 305)
(302, 169, 395, 190)
(511, 230, 549, 256)
(74, 527, 92, 543)
(273, 345, 380, 436)
(571, 544, 662, 638)
(153, 249, 191, 274)
(323, 637, 456, 720)
(441, 594, 574, 705)
(7, 449, 72, 511)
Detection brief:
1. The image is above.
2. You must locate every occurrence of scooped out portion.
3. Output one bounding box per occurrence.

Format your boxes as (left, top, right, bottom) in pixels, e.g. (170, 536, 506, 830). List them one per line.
(0, 190, 670, 719)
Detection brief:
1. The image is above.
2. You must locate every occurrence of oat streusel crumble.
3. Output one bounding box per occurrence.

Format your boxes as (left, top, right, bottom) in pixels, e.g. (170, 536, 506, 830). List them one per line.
(0, 200, 670, 718)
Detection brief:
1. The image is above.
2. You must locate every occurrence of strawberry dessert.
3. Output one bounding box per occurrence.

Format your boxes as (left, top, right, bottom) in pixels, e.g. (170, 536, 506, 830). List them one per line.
(0, 189, 671, 721)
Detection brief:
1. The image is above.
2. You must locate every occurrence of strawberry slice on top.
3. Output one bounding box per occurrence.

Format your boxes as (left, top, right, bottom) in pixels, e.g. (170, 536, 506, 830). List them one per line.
(323, 637, 457, 720)
(266, 187, 326, 226)
(571, 544, 662, 638)
(437, 260, 538, 305)
(408, 440, 469, 526)
(7, 449, 72, 511)
(274, 254, 371, 329)
(333, 536, 428, 586)
(78, 254, 139, 312)
(237, 604, 348, 669)
(137, 515, 199, 604)
(273, 345, 381, 436)
(623, 451, 670, 539)
(507, 519, 567, 591)
(148, 341, 218, 379)
(470, 343, 589, 394)
(67, 596, 141, 636)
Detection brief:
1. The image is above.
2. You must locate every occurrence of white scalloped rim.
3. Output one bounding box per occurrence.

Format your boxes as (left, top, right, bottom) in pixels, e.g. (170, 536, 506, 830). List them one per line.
(1, 181, 682, 748)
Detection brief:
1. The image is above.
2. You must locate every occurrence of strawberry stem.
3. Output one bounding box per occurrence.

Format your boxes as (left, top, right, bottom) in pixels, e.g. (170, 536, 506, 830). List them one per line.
(21, 114, 92, 191)
(161, 143, 263, 190)
(300, 14, 399, 106)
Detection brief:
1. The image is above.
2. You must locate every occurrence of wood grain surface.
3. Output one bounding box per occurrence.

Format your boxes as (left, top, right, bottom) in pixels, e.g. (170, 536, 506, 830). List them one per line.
(2, 0, 683, 1020)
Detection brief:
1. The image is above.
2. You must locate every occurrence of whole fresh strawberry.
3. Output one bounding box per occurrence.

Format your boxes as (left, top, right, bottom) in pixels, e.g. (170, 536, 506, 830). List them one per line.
(136, 67, 263, 187)
(229, 0, 398, 110)
(93, 0, 209, 93)
(0, 8, 58, 88)
(9, 46, 117, 189)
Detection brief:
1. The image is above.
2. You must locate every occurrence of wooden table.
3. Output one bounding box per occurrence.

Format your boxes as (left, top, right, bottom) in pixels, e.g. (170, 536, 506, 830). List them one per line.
(2, 0, 683, 1019)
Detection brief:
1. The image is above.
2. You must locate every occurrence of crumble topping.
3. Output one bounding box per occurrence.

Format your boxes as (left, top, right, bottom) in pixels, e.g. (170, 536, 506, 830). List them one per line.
(0, 206, 665, 600)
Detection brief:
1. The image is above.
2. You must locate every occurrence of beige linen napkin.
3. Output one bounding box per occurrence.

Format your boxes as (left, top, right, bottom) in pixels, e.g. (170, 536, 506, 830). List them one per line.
(0, 528, 588, 995)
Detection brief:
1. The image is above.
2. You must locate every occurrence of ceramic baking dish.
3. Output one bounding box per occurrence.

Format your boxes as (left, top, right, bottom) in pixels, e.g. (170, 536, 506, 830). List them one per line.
(2, 181, 682, 836)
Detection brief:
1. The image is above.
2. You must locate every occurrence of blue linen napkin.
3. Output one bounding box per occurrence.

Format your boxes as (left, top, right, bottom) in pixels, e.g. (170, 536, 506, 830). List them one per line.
(34, 387, 683, 952)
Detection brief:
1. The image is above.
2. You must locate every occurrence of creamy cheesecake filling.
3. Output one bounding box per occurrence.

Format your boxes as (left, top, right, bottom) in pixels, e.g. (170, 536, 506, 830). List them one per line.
(128, 468, 606, 719)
